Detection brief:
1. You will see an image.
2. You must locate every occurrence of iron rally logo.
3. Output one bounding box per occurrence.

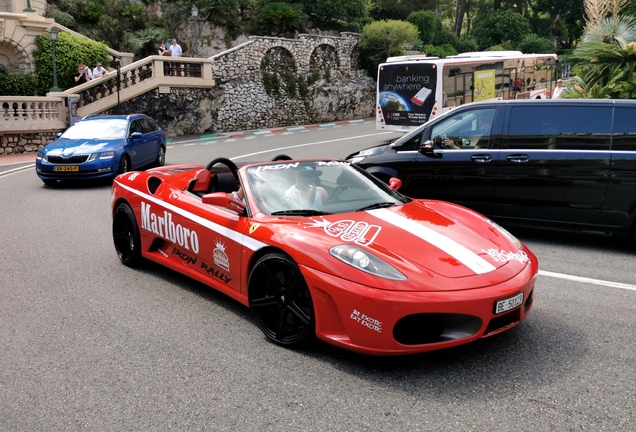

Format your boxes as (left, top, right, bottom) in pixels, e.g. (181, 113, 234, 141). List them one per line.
(141, 202, 200, 253)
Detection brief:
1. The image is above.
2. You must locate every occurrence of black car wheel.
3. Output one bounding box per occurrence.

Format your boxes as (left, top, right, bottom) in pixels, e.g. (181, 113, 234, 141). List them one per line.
(248, 253, 315, 346)
(155, 145, 166, 167)
(112, 203, 142, 267)
(118, 155, 131, 174)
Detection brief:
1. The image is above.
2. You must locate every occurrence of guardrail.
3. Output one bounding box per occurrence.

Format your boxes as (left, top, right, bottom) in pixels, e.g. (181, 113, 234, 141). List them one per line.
(0, 56, 215, 134)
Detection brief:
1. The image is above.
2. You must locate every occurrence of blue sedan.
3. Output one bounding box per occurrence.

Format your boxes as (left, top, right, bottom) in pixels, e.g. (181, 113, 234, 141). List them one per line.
(36, 114, 166, 185)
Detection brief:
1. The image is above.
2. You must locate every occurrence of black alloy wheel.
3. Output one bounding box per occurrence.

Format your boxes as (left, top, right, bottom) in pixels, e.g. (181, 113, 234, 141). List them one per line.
(112, 203, 142, 267)
(248, 253, 315, 346)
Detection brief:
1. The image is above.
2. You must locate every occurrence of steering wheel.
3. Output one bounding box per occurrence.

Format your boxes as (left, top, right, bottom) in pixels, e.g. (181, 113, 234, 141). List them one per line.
(205, 157, 239, 180)
(326, 185, 350, 204)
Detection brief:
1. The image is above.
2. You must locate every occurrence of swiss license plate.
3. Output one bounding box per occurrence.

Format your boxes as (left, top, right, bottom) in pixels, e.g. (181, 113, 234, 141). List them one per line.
(495, 292, 524, 314)
(54, 166, 79, 172)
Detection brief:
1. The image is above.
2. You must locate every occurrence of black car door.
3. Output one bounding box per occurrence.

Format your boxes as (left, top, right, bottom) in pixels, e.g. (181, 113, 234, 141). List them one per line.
(493, 103, 612, 227)
(407, 106, 502, 215)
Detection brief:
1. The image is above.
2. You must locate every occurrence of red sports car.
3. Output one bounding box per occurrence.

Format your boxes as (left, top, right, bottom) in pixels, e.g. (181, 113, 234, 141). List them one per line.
(112, 156, 538, 356)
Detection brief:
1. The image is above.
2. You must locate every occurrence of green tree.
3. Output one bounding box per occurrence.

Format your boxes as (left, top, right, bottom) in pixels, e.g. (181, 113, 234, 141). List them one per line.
(250, 2, 306, 36)
(517, 33, 555, 53)
(300, 0, 369, 27)
(358, 19, 419, 75)
(407, 10, 437, 45)
(471, 9, 532, 49)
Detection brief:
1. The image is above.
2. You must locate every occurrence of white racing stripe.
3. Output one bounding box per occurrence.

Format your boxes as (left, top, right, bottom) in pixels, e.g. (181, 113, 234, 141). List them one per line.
(115, 180, 267, 251)
(367, 208, 497, 274)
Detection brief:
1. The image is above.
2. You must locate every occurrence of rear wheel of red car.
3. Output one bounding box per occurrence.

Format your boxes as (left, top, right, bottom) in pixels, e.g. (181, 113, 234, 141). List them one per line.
(248, 253, 315, 346)
(112, 203, 142, 267)
(118, 155, 131, 174)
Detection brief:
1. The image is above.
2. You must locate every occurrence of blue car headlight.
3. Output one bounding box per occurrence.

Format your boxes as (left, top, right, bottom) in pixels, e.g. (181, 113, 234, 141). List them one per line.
(330, 245, 407, 281)
(87, 151, 115, 162)
(36, 151, 46, 161)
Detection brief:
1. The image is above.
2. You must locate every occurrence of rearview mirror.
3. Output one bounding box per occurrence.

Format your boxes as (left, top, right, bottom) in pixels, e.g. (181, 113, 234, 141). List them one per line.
(202, 192, 246, 215)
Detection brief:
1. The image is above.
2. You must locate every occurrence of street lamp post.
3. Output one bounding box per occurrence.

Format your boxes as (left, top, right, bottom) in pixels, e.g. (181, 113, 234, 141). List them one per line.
(49, 27, 62, 92)
(191, 5, 199, 57)
(23, 0, 35, 12)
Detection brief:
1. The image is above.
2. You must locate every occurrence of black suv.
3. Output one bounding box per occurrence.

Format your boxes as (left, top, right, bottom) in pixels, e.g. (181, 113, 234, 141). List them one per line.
(348, 99, 636, 240)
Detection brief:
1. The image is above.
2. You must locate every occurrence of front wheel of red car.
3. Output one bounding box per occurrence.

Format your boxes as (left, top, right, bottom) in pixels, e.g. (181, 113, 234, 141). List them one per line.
(248, 253, 315, 346)
(112, 203, 142, 267)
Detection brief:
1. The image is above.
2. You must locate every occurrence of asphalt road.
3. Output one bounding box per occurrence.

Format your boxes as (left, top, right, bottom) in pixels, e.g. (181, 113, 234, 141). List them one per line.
(1, 120, 634, 431)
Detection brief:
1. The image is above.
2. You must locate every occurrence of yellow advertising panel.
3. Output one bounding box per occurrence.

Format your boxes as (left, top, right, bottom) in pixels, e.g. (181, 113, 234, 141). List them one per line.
(473, 69, 495, 101)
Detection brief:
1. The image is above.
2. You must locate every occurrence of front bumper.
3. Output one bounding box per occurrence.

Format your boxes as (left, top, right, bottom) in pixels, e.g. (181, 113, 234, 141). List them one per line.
(36, 159, 117, 181)
(303, 263, 538, 356)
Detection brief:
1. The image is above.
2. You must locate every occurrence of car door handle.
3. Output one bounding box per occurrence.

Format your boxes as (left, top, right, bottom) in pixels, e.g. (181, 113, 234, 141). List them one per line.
(506, 154, 529, 163)
(470, 154, 492, 163)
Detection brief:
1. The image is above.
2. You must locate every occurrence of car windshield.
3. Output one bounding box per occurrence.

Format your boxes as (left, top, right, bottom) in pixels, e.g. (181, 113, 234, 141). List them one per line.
(244, 161, 408, 216)
(61, 119, 128, 139)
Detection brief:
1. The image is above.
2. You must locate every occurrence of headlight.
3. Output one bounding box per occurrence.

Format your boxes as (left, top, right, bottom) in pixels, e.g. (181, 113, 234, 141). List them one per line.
(486, 218, 522, 249)
(330, 245, 407, 281)
(99, 151, 115, 159)
(36, 151, 46, 161)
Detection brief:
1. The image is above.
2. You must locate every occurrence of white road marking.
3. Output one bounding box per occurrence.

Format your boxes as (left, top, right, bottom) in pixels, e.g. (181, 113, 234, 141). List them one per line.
(539, 270, 636, 292)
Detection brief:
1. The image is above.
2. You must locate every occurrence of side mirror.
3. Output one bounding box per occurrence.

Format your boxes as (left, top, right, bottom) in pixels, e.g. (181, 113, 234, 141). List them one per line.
(202, 192, 246, 215)
(419, 140, 443, 158)
(419, 140, 436, 154)
(388, 177, 402, 191)
(55, 132, 63, 139)
(130, 131, 143, 139)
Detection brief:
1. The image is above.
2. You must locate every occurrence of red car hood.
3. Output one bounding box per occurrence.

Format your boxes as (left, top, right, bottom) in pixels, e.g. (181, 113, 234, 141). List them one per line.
(278, 201, 531, 282)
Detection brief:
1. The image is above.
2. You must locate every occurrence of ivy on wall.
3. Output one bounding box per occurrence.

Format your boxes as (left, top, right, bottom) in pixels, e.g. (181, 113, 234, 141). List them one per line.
(32, 32, 110, 94)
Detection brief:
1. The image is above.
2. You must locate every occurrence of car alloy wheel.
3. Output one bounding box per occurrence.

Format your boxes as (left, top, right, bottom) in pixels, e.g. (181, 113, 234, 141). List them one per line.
(118, 155, 131, 174)
(248, 253, 315, 346)
(112, 203, 142, 267)
(156, 145, 165, 167)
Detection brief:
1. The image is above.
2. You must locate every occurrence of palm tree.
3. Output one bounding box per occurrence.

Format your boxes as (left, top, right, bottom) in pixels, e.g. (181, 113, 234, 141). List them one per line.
(569, 12, 636, 99)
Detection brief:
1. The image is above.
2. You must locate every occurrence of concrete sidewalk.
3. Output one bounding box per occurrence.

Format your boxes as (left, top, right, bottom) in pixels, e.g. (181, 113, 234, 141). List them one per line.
(0, 152, 37, 166)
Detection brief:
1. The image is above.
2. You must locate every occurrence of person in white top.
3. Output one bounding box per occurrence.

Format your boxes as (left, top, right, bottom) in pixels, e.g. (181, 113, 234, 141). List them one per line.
(552, 79, 565, 99)
(92, 62, 107, 78)
(283, 167, 328, 208)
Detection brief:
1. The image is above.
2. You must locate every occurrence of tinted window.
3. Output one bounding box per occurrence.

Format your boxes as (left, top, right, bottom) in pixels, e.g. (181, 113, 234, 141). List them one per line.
(612, 107, 636, 150)
(507, 105, 611, 150)
(141, 118, 158, 134)
(129, 120, 143, 135)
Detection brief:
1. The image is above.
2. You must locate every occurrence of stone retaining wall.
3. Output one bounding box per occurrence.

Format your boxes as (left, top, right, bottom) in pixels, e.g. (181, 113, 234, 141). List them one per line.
(1, 32, 375, 153)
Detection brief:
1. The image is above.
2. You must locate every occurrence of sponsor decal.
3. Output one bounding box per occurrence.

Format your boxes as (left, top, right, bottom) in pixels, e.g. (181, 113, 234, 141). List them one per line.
(482, 249, 530, 264)
(304, 217, 381, 246)
(350, 309, 382, 333)
(172, 247, 197, 265)
(141, 201, 200, 253)
(128, 172, 140, 181)
(249, 223, 260, 234)
(200, 261, 232, 284)
(213, 239, 230, 271)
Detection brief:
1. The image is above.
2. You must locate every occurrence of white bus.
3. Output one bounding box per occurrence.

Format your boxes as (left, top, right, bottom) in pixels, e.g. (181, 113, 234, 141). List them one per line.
(376, 51, 558, 132)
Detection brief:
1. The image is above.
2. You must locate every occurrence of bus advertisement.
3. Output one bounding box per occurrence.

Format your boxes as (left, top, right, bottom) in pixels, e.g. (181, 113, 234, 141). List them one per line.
(376, 51, 558, 132)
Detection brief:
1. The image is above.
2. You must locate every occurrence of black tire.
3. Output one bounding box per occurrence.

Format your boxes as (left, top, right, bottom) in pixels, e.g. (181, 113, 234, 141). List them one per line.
(42, 179, 57, 186)
(118, 154, 131, 174)
(155, 145, 166, 167)
(248, 253, 315, 346)
(112, 203, 143, 267)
